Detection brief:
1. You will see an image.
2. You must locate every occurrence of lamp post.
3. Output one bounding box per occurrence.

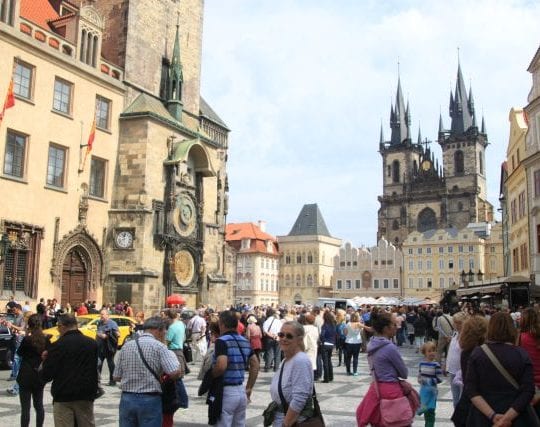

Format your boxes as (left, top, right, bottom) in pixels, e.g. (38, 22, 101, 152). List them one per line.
(461, 270, 467, 288)
(477, 270, 484, 283)
(468, 269, 474, 284)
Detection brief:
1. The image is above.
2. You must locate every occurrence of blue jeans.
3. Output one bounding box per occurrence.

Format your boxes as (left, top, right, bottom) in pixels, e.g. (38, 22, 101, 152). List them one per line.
(449, 373, 462, 408)
(264, 339, 281, 371)
(119, 393, 162, 427)
(177, 378, 188, 408)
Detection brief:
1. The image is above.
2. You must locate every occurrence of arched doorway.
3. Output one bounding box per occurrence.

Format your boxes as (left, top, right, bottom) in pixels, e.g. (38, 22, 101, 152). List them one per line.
(61, 248, 88, 305)
(294, 293, 302, 305)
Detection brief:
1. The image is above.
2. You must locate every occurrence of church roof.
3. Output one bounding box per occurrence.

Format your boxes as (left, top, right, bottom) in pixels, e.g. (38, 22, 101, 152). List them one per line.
(200, 97, 229, 130)
(288, 204, 332, 237)
(122, 92, 177, 122)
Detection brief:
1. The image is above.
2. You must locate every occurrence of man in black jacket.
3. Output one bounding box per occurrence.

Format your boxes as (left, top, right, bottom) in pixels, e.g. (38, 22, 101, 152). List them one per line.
(41, 313, 98, 427)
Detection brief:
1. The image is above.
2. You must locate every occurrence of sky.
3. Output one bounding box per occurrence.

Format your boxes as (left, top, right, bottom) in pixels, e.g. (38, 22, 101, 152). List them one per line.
(200, 0, 540, 247)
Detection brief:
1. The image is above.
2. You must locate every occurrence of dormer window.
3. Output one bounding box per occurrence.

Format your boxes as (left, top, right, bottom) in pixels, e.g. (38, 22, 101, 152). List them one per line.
(241, 239, 250, 250)
(266, 240, 273, 253)
(0, 0, 16, 26)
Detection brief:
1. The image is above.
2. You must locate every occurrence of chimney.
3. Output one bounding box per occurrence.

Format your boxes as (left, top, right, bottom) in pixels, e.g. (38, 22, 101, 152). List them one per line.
(257, 220, 266, 232)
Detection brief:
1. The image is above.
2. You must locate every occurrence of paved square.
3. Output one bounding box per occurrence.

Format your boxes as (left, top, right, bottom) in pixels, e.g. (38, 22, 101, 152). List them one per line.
(0, 345, 455, 426)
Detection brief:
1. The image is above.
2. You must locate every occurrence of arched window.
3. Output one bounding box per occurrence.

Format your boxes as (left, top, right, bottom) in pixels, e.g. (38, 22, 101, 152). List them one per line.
(417, 207, 437, 232)
(458, 202, 463, 211)
(295, 274, 301, 286)
(392, 219, 400, 230)
(307, 253, 313, 264)
(454, 150, 464, 174)
(285, 274, 291, 286)
(296, 253, 302, 264)
(392, 160, 400, 183)
(307, 274, 313, 286)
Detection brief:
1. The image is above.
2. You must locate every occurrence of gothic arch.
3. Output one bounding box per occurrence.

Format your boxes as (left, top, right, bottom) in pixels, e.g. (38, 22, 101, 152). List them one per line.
(392, 160, 400, 183)
(51, 226, 103, 293)
(417, 208, 437, 232)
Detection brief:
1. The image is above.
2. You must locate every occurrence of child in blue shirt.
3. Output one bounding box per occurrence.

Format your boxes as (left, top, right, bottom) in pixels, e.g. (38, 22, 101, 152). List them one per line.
(417, 341, 443, 427)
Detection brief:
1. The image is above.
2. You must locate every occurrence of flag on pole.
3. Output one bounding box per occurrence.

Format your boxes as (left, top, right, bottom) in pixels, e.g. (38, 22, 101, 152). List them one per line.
(80, 118, 96, 172)
(0, 78, 15, 127)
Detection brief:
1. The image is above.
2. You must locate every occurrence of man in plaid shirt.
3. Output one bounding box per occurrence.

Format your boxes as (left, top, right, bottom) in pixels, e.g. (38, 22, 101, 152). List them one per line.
(114, 316, 181, 427)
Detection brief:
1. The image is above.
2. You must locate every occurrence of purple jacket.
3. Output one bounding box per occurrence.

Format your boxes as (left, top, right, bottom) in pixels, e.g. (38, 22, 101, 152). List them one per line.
(367, 336, 408, 382)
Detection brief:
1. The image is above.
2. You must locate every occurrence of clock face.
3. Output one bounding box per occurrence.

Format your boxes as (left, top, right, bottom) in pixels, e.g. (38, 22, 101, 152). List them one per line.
(173, 194, 196, 237)
(115, 230, 133, 249)
(174, 250, 195, 286)
(421, 160, 432, 171)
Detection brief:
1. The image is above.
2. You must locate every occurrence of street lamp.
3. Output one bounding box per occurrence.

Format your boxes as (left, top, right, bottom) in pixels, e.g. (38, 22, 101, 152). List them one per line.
(468, 269, 474, 284)
(477, 270, 484, 282)
(461, 270, 467, 287)
(0, 233, 10, 263)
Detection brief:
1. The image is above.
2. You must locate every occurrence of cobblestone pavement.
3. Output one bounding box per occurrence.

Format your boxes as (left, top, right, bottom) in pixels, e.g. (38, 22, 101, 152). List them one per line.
(0, 345, 454, 426)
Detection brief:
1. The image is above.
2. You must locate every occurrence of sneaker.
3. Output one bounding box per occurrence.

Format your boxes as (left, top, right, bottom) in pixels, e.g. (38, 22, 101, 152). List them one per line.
(6, 389, 18, 396)
(353, 372, 359, 376)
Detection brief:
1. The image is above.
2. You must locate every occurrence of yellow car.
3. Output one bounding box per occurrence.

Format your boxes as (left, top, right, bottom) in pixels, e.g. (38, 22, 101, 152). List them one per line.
(43, 314, 136, 347)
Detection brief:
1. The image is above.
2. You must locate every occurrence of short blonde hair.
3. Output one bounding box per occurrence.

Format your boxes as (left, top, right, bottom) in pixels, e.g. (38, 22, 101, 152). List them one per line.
(420, 341, 436, 355)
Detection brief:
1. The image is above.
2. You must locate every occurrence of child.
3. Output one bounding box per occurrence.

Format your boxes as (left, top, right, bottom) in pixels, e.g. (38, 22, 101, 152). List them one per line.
(417, 341, 442, 427)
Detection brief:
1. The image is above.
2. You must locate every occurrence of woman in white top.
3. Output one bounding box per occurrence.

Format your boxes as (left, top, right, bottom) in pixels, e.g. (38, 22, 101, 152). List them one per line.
(344, 312, 363, 376)
(446, 311, 468, 407)
(301, 314, 320, 377)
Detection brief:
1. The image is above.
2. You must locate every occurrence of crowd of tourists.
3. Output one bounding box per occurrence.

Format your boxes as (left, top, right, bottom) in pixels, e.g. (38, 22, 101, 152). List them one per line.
(4, 296, 540, 426)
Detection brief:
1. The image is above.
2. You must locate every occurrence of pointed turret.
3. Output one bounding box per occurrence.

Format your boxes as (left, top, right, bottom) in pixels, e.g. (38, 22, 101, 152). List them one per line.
(390, 77, 411, 145)
(438, 113, 444, 134)
(450, 63, 474, 135)
(166, 17, 184, 121)
(481, 115, 486, 134)
(417, 127, 422, 145)
(379, 123, 385, 144)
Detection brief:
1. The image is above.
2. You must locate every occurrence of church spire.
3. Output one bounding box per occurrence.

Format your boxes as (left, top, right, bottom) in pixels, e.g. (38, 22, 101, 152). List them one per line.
(449, 62, 474, 135)
(379, 122, 385, 144)
(390, 77, 410, 145)
(166, 14, 184, 121)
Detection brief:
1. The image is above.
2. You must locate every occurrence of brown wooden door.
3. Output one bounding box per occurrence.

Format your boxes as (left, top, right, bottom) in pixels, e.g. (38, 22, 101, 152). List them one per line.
(61, 249, 87, 306)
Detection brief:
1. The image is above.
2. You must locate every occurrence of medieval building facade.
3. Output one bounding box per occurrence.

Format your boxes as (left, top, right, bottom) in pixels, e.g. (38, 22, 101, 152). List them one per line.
(377, 64, 494, 246)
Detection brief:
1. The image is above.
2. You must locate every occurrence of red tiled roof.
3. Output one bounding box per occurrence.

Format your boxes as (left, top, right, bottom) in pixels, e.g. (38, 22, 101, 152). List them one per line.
(225, 223, 276, 242)
(20, 0, 61, 30)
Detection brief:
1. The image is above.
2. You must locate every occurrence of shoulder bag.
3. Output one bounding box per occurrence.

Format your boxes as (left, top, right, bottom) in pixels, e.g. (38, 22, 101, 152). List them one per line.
(277, 359, 325, 427)
(368, 344, 416, 427)
(134, 336, 180, 413)
(480, 344, 540, 427)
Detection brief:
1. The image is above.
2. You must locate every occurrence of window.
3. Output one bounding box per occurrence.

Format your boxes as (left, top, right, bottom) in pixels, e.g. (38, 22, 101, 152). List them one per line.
(260, 259, 264, 268)
(449, 260, 454, 269)
(479, 151, 484, 175)
(469, 245, 474, 252)
(355, 280, 361, 289)
(426, 260, 432, 270)
(392, 160, 400, 183)
(458, 245, 464, 253)
(426, 248, 431, 254)
(383, 279, 389, 289)
(13, 59, 34, 100)
(439, 247, 444, 254)
(373, 279, 380, 289)
(408, 248, 413, 254)
(439, 259, 444, 269)
(418, 278, 424, 288)
(47, 144, 66, 188)
(458, 258, 464, 270)
(409, 260, 414, 270)
(241, 239, 250, 250)
(418, 248, 423, 255)
(448, 246, 454, 253)
(337, 280, 342, 290)
(537, 225, 540, 253)
(346, 280, 352, 290)
(89, 157, 106, 197)
(518, 192, 526, 219)
(285, 255, 291, 264)
(439, 277, 445, 288)
(469, 258, 475, 270)
(393, 279, 399, 289)
(513, 248, 519, 273)
(0, 0, 16, 25)
(3, 130, 27, 178)
(408, 278, 413, 289)
(53, 78, 73, 114)
(521, 244, 528, 270)
(95, 96, 111, 130)
(295, 274, 301, 286)
(454, 150, 464, 174)
(511, 199, 517, 224)
(296, 254, 301, 264)
(417, 260, 422, 270)
(535, 170, 540, 197)
(307, 253, 313, 264)
(427, 279, 432, 288)
(340, 261, 345, 267)
(490, 246, 496, 254)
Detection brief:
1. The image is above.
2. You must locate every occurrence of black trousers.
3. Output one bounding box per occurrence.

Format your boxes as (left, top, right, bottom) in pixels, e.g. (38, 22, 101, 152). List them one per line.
(19, 385, 45, 427)
(321, 344, 334, 382)
(98, 352, 116, 383)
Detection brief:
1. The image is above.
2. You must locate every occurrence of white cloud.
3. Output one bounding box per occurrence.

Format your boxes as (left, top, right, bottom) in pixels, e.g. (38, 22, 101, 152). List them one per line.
(201, 0, 540, 245)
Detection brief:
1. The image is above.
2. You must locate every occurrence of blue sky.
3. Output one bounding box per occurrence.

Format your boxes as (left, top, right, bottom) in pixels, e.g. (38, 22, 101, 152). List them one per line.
(200, 0, 540, 246)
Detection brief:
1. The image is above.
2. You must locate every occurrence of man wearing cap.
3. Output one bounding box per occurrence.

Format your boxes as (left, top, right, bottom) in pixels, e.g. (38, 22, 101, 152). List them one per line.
(114, 316, 181, 427)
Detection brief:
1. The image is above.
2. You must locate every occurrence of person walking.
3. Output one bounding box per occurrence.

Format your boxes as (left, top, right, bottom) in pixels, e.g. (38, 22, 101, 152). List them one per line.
(320, 311, 336, 383)
(211, 310, 259, 427)
(96, 309, 120, 386)
(40, 314, 99, 427)
(246, 314, 263, 361)
(114, 316, 181, 427)
(17, 314, 49, 427)
(263, 308, 282, 372)
(344, 312, 363, 376)
(188, 309, 208, 364)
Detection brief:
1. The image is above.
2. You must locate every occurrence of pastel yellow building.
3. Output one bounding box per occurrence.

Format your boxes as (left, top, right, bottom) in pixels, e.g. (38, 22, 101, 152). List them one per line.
(278, 204, 341, 305)
(402, 224, 504, 300)
(0, 1, 124, 304)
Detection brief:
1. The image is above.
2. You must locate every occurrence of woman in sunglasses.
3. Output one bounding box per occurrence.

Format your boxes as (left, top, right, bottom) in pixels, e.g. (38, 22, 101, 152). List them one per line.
(268, 321, 314, 427)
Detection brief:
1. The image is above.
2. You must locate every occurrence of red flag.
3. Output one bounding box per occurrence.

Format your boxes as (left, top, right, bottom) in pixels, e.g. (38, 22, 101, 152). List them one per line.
(0, 79, 15, 127)
(86, 118, 96, 153)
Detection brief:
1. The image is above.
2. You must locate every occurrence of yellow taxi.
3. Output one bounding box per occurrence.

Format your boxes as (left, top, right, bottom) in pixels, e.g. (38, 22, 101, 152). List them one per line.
(43, 314, 136, 347)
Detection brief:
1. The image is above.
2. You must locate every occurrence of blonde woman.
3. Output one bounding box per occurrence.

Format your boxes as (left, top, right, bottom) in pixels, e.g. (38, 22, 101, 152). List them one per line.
(301, 314, 319, 378)
(344, 312, 363, 376)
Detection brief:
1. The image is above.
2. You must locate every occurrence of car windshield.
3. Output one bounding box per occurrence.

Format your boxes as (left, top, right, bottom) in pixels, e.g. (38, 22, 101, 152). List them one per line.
(77, 318, 94, 327)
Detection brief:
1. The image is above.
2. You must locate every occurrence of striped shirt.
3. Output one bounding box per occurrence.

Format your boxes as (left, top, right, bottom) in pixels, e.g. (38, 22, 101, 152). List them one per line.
(214, 332, 253, 386)
(114, 333, 179, 393)
(418, 360, 443, 386)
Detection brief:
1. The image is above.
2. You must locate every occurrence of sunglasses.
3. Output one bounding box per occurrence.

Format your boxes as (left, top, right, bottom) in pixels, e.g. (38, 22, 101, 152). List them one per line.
(277, 332, 296, 340)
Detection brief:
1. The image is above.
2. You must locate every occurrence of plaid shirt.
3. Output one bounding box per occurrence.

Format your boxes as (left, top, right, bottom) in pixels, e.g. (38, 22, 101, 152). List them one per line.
(114, 333, 179, 393)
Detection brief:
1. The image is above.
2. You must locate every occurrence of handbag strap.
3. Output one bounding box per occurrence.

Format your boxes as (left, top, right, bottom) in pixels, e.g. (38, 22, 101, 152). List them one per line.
(278, 359, 289, 413)
(230, 333, 248, 369)
(480, 344, 518, 389)
(134, 335, 161, 383)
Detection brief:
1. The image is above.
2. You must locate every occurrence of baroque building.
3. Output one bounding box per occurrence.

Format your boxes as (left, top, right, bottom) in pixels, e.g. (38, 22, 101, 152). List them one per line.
(278, 204, 341, 305)
(0, 0, 124, 304)
(332, 239, 403, 299)
(0, 0, 231, 311)
(377, 64, 493, 246)
(226, 221, 279, 307)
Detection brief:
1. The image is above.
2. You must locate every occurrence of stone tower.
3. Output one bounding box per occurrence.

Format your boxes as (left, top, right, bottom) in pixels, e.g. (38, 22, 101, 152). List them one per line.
(377, 63, 492, 246)
(95, 0, 232, 311)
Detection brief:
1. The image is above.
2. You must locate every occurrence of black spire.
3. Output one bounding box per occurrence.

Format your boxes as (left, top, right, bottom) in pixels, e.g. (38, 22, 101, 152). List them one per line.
(390, 77, 410, 145)
(449, 63, 475, 135)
